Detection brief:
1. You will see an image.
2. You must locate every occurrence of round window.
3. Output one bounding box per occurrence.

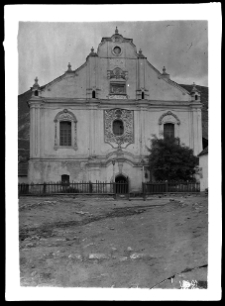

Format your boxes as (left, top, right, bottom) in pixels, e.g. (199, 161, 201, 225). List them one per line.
(113, 46, 121, 55)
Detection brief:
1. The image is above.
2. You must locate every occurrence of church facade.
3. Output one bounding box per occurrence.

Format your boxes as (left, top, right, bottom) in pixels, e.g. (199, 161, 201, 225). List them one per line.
(28, 28, 202, 192)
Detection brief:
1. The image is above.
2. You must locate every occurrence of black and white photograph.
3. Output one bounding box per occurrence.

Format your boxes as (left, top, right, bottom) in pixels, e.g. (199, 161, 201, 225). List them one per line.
(5, 4, 221, 301)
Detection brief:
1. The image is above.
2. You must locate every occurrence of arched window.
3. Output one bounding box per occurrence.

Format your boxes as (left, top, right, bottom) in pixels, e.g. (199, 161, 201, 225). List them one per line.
(34, 90, 38, 96)
(113, 119, 124, 136)
(54, 109, 78, 151)
(164, 123, 174, 139)
(92, 90, 96, 98)
(195, 95, 198, 100)
(60, 121, 72, 146)
(142, 92, 145, 99)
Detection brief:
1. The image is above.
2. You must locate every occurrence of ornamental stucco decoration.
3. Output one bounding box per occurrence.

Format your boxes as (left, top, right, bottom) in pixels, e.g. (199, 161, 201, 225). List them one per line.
(107, 67, 128, 80)
(109, 95, 127, 99)
(158, 111, 181, 125)
(54, 109, 78, 150)
(54, 109, 77, 123)
(104, 109, 134, 148)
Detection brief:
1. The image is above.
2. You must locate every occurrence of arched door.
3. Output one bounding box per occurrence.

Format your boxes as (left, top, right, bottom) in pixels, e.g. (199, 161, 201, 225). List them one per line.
(115, 174, 128, 194)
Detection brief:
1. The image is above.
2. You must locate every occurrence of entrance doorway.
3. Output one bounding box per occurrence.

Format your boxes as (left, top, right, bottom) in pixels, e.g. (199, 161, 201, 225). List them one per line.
(115, 174, 128, 194)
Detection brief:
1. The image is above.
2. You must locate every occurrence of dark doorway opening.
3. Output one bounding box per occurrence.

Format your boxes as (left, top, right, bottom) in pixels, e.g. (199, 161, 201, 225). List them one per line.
(115, 174, 128, 194)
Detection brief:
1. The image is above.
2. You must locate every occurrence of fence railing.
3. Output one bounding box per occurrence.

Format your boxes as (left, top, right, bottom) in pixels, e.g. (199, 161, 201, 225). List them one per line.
(19, 180, 200, 198)
(142, 180, 200, 199)
(18, 181, 129, 197)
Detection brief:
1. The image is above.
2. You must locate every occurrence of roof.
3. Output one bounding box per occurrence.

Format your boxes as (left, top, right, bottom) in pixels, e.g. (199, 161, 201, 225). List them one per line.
(198, 146, 208, 157)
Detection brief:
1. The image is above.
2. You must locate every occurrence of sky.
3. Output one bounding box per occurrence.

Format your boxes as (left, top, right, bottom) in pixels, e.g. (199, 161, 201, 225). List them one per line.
(18, 20, 208, 94)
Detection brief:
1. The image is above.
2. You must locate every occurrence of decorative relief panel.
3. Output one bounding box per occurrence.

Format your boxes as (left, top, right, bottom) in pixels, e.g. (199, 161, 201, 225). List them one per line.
(104, 109, 134, 148)
(108, 95, 127, 99)
(107, 67, 128, 80)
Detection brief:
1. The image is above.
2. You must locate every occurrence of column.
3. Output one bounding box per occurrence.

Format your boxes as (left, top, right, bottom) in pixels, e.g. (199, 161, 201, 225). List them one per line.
(141, 108, 146, 154)
(29, 105, 35, 158)
(88, 109, 93, 156)
(136, 59, 139, 99)
(193, 109, 199, 156)
(139, 109, 143, 156)
(189, 110, 194, 150)
(37, 105, 41, 157)
(139, 58, 145, 90)
(92, 108, 96, 155)
(197, 108, 203, 154)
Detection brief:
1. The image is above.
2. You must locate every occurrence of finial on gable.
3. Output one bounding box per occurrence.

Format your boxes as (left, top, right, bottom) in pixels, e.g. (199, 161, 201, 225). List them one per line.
(115, 26, 119, 34)
(192, 82, 197, 91)
(67, 62, 72, 71)
(138, 48, 146, 58)
(34, 77, 39, 86)
(191, 82, 201, 101)
(32, 77, 41, 96)
(161, 66, 170, 79)
(33, 77, 40, 88)
(86, 47, 98, 60)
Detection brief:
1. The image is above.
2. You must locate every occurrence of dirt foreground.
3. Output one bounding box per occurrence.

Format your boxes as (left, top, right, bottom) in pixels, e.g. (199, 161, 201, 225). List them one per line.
(19, 194, 208, 289)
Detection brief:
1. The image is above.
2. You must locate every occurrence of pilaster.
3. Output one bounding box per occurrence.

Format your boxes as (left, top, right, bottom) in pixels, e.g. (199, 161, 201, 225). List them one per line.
(28, 98, 43, 158)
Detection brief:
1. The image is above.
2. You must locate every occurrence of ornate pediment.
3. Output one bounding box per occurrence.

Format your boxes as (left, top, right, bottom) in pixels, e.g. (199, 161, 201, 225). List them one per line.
(158, 111, 181, 125)
(54, 109, 77, 123)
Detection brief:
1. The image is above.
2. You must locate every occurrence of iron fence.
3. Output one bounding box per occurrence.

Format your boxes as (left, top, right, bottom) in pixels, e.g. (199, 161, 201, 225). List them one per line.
(18, 181, 129, 197)
(142, 180, 200, 199)
(19, 180, 200, 197)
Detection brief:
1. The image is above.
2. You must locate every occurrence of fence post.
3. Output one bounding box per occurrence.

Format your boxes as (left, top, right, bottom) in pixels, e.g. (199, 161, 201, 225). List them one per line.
(89, 181, 92, 193)
(113, 182, 117, 200)
(126, 179, 130, 200)
(165, 180, 168, 193)
(143, 182, 146, 201)
(43, 182, 46, 194)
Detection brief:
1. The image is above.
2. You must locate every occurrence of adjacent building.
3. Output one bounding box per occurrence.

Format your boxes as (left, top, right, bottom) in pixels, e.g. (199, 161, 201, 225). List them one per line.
(198, 146, 208, 191)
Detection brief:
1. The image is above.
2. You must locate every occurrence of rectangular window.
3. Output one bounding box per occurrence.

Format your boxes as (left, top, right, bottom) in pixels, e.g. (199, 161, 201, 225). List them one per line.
(61, 174, 70, 185)
(164, 123, 175, 139)
(110, 83, 126, 94)
(60, 121, 72, 146)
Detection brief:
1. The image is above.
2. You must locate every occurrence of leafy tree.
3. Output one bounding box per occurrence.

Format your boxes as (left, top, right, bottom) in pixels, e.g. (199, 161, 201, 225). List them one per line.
(147, 136, 199, 181)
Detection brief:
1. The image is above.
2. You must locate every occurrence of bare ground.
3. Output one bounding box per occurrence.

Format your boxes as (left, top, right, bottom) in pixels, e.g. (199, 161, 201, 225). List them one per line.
(19, 193, 208, 289)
